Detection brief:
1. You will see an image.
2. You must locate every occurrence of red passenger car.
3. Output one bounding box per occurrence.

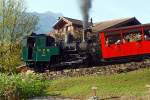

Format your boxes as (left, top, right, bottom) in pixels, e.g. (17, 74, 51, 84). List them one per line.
(99, 24, 150, 59)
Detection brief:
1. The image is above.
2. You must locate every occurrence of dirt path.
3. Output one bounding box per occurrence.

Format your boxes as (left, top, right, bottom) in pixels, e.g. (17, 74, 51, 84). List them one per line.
(29, 96, 80, 100)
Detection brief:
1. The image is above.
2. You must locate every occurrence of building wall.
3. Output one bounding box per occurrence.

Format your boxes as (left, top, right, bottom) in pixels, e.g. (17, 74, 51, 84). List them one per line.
(54, 23, 74, 33)
(54, 22, 83, 40)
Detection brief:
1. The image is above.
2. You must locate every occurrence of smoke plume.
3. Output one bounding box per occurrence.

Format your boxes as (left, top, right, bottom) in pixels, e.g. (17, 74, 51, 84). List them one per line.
(80, 0, 92, 29)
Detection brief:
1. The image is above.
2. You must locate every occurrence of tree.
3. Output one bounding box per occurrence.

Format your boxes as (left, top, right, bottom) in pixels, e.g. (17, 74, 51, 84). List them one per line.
(0, 0, 39, 73)
(0, 0, 39, 43)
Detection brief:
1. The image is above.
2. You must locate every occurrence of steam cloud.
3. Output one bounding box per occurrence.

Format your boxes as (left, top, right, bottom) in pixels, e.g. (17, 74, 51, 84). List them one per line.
(80, 0, 92, 29)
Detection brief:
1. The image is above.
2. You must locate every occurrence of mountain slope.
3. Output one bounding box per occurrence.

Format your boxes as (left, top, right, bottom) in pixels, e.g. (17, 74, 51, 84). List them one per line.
(31, 11, 62, 34)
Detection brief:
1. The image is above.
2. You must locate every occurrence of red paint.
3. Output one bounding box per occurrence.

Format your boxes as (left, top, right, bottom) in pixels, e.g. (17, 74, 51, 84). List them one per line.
(99, 24, 150, 59)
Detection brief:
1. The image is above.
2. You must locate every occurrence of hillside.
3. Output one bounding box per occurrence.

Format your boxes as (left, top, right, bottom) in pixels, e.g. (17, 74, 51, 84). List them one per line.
(31, 11, 62, 34)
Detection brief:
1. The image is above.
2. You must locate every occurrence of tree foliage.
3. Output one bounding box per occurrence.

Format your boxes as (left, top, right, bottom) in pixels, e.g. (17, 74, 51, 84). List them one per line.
(0, 0, 39, 73)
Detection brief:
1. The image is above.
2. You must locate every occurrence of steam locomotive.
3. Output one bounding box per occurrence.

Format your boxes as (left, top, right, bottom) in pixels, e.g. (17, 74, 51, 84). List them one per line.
(21, 23, 150, 72)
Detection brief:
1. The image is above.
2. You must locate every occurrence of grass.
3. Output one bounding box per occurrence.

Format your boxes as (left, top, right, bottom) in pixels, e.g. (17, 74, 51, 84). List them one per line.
(46, 68, 150, 99)
(1, 67, 150, 99)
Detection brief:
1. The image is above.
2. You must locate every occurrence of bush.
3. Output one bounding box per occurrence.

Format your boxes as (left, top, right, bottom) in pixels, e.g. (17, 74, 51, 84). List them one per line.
(0, 72, 48, 99)
(0, 43, 23, 73)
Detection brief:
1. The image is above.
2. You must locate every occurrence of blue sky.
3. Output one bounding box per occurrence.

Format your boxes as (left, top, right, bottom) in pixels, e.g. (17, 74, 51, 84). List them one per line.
(26, 0, 150, 23)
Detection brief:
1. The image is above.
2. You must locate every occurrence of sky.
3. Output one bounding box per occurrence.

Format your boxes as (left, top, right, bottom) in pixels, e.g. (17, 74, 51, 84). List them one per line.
(26, 0, 150, 24)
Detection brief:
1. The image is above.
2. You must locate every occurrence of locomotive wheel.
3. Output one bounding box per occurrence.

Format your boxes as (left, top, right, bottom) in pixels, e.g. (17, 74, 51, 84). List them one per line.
(50, 55, 61, 65)
(34, 62, 48, 73)
(83, 53, 93, 67)
(26, 62, 34, 68)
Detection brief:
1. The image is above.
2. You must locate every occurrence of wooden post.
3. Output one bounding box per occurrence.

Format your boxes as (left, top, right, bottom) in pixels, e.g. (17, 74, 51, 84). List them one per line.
(146, 84, 150, 99)
(92, 86, 98, 97)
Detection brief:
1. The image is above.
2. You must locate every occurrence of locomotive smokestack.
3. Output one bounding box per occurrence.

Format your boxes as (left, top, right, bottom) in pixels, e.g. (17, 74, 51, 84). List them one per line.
(79, 0, 93, 42)
(90, 17, 93, 27)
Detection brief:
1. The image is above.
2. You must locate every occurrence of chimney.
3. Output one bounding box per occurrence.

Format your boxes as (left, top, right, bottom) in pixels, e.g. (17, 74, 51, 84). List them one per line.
(57, 17, 61, 20)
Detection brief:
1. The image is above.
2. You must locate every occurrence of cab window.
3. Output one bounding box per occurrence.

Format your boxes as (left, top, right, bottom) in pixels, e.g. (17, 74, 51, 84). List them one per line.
(27, 37, 35, 47)
(46, 36, 55, 47)
(22, 38, 27, 47)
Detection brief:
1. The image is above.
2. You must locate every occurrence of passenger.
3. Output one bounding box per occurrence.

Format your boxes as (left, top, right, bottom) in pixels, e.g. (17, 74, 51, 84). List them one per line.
(125, 35, 130, 42)
(144, 30, 150, 40)
(122, 39, 126, 43)
(144, 34, 147, 39)
(136, 33, 142, 41)
(132, 33, 136, 41)
(129, 33, 138, 42)
(106, 38, 109, 46)
(145, 34, 150, 40)
(115, 40, 121, 45)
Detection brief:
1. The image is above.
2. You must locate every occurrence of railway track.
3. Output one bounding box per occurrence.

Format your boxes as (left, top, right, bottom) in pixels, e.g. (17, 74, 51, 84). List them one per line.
(43, 58, 150, 79)
(18, 58, 150, 78)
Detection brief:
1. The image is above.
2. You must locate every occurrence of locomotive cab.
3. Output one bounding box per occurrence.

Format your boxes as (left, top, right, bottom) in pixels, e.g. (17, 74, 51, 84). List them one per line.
(27, 37, 36, 60)
(21, 36, 36, 61)
(21, 33, 60, 71)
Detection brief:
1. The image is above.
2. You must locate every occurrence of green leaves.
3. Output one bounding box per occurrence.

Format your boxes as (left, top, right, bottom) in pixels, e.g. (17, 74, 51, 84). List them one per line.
(0, 43, 22, 73)
(0, 0, 39, 43)
(0, 0, 39, 73)
(0, 73, 47, 99)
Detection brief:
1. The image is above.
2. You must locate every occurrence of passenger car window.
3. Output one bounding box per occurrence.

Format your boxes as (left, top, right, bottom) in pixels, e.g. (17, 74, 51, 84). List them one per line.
(123, 31, 142, 42)
(106, 34, 121, 45)
(144, 29, 150, 40)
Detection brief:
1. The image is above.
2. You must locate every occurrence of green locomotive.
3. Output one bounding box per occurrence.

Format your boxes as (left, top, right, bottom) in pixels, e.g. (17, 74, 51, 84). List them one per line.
(21, 33, 60, 71)
(21, 33, 101, 72)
